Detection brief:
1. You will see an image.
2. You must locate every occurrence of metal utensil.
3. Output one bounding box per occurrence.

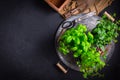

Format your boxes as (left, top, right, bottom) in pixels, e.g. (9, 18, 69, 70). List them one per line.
(57, 12, 95, 42)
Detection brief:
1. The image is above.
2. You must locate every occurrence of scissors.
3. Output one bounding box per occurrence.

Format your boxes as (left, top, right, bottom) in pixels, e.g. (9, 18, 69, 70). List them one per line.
(57, 12, 96, 42)
(61, 12, 95, 29)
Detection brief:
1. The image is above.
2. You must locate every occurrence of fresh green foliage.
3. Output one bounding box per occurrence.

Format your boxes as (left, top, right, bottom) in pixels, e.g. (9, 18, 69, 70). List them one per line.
(77, 47, 105, 78)
(58, 24, 105, 78)
(58, 24, 93, 56)
(58, 13, 120, 78)
(92, 14, 120, 51)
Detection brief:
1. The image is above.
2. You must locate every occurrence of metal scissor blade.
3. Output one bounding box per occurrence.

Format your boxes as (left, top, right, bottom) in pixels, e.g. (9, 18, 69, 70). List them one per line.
(74, 12, 96, 23)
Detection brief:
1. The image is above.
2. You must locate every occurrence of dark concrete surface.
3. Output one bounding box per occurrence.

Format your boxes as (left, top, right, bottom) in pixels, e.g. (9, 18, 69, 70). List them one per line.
(0, 0, 120, 80)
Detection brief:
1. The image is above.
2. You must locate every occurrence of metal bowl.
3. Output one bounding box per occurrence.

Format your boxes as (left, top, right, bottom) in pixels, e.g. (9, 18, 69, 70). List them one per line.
(55, 13, 115, 71)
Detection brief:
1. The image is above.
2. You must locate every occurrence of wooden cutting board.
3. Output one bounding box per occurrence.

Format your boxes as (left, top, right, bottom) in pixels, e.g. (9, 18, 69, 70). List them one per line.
(45, 0, 113, 19)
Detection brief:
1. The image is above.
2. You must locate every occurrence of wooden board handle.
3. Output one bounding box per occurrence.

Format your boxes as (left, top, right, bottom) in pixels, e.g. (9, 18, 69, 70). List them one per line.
(104, 11, 115, 22)
(56, 62, 68, 74)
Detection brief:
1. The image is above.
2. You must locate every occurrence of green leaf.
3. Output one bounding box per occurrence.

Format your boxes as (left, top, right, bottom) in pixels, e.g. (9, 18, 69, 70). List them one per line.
(83, 73, 87, 78)
(58, 47, 69, 55)
(76, 24, 87, 32)
(80, 33, 88, 41)
(113, 13, 116, 17)
(66, 36, 72, 43)
(74, 37, 80, 45)
(71, 46, 78, 51)
(87, 32, 94, 43)
(73, 52, 80, 58)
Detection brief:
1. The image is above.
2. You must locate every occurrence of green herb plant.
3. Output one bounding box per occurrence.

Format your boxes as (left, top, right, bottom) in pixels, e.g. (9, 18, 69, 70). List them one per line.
(58, 24, 105, 78)
(58, 14, 120, 78)
(92, 14, 120, 53)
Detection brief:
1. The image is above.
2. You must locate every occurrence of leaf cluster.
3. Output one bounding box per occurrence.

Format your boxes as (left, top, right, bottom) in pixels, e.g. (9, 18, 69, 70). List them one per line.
(58, 24, 105, 78)
(58, 13, 120, 78)
(92, 14, 120, 51)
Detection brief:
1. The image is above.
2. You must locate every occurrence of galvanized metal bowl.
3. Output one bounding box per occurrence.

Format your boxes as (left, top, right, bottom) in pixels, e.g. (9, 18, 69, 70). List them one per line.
(55, 13, 115, 71)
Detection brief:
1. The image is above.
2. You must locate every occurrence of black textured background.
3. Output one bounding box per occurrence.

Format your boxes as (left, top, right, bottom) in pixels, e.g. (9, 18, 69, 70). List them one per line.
(0, 0, 120, 80)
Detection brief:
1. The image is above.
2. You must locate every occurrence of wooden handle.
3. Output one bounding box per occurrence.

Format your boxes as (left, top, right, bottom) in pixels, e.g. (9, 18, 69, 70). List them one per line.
(56, 62, 68, 74)
(104, 11, 115, 22)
